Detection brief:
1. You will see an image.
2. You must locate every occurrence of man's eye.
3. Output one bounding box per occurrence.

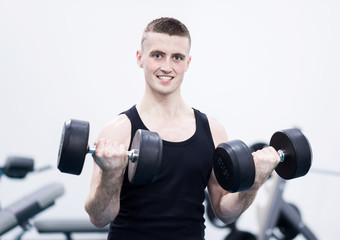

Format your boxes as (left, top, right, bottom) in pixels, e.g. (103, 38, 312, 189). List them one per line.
(154, 54, 162, 59)
(174, 56, 183, 61)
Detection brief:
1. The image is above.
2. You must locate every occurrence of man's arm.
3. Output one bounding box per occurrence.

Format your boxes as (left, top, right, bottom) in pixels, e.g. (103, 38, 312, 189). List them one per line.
(207, 118, 280, 224)
(84, 115, 131, 228)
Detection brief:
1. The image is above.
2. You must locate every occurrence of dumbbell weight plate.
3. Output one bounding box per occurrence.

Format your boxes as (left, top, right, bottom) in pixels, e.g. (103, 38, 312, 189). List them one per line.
(57, 119, 89, 175)
(213, 140, 255, 193)
(128, 129, 163, 185)
(270, 128, 312, 179)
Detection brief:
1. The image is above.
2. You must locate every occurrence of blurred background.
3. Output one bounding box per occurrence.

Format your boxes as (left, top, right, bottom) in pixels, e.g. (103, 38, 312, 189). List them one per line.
(0, 0, 339, 239)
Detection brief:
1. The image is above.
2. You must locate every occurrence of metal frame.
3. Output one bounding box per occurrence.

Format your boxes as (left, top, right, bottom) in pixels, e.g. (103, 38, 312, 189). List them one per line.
(258, 172, 317, 240)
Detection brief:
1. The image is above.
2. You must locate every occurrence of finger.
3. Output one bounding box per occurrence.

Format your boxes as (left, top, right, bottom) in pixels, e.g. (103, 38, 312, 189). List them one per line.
(102, 139, 115, 158)
(94, 138, 107, 156)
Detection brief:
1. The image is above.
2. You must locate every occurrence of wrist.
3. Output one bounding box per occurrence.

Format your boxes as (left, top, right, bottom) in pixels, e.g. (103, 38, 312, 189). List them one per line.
(99, 168, 125, 186)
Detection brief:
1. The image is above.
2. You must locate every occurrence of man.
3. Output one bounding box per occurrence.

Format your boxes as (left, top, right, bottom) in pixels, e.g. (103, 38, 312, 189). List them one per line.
(85, 17, 280, 239)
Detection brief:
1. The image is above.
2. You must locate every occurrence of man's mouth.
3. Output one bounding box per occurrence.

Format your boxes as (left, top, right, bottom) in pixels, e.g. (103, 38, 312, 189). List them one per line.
(157, 75, 174, 83)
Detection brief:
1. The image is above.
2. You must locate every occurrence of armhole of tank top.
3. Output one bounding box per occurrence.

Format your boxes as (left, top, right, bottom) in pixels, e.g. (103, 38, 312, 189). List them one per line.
(119, 111, 134, 149)
(197, 110, 216, 150)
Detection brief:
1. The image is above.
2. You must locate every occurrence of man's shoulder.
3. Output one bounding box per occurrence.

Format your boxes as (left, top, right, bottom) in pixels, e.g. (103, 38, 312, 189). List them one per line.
(97, 114, 131, 143)
(104, 114, 131, 131)
(206, 116, 228, 147)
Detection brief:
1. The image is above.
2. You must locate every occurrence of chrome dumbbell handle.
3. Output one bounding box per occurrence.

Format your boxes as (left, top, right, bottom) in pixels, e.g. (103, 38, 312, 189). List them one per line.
(88, 146, 139, 162)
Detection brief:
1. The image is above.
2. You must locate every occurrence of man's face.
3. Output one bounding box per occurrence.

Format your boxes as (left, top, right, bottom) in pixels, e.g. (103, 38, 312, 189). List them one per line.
(137, 32, 191, 96)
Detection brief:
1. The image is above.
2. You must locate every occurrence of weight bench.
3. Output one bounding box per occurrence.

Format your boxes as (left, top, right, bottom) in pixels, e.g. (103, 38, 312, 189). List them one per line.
(0, 182, 64, 237)
(34, 219, 109, 240)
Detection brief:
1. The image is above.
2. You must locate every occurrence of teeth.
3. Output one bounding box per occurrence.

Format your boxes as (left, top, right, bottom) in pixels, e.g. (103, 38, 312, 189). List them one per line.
(158, 76, 173, 81)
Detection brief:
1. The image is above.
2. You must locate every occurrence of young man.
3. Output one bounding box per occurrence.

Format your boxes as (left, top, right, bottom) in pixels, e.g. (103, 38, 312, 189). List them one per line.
(85, 17, 280, 239)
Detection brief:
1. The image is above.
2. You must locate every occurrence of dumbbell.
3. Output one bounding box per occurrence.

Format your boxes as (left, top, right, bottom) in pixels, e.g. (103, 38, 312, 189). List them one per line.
(213, 128, 312, 193)
(57, 119, 163, 185)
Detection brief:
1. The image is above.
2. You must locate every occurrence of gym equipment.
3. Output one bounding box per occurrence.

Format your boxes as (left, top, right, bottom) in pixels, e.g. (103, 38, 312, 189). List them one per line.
(204, 172, 317, 240)
(257, 172, 317, 240)
(0, 182, 64, 236)
(276, 203, 301, 239)
(213, 128, 312, 192)
(34, 219, 109, 240)
(0, 156, 51, 181)
(0, 156, 34, 179)
(57, 119, 163, 184)
(270, 129, 312, 180)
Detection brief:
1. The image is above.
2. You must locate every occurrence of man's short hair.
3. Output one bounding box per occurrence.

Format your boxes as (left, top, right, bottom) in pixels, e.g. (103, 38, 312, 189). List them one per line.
(141, 17, 191, 50)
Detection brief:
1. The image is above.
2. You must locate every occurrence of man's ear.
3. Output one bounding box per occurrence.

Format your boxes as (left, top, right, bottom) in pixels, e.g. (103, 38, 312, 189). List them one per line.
(136, 50, 143, 68)
(185, 55, 192, 72)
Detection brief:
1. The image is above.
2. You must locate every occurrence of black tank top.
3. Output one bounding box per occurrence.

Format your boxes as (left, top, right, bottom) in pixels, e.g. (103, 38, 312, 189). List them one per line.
(108, 105, 215, 240)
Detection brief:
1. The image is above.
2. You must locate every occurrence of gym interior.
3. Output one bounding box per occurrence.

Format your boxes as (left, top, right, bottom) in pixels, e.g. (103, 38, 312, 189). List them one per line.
(1, 1, 339, 239)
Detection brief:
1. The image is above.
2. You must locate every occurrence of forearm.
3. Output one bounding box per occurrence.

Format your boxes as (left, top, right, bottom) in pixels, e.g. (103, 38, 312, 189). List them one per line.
(85, 169, 125, 228)
(216, 186, 259, 224)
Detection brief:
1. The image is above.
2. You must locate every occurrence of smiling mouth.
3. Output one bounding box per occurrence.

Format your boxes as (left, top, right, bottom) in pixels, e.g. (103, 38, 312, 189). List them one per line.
(157, 75, 174, 83)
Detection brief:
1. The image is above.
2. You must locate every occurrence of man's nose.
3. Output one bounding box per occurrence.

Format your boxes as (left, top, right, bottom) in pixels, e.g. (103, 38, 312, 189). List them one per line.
(160, 58, 172, 73)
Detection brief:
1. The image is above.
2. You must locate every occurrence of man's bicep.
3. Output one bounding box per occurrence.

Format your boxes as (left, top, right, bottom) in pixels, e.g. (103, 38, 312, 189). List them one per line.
(207, 117, 229, 214)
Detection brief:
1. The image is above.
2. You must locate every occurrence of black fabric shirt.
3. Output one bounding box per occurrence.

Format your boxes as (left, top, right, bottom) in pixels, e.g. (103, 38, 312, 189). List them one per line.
(108, 105, 215, 240)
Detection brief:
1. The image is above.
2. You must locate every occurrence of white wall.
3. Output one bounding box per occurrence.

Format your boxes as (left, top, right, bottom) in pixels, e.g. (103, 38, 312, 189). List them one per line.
(0, 0, 339, 239)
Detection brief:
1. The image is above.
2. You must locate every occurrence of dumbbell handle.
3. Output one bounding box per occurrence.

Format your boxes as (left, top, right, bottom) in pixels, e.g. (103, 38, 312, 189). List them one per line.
(87, 146, 139, 163)
(277, 149, 285, 162)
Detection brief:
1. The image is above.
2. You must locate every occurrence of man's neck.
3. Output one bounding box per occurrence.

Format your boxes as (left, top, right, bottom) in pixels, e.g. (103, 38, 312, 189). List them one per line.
(137, 89, 191, 120)
(136, 91, 196, 142)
